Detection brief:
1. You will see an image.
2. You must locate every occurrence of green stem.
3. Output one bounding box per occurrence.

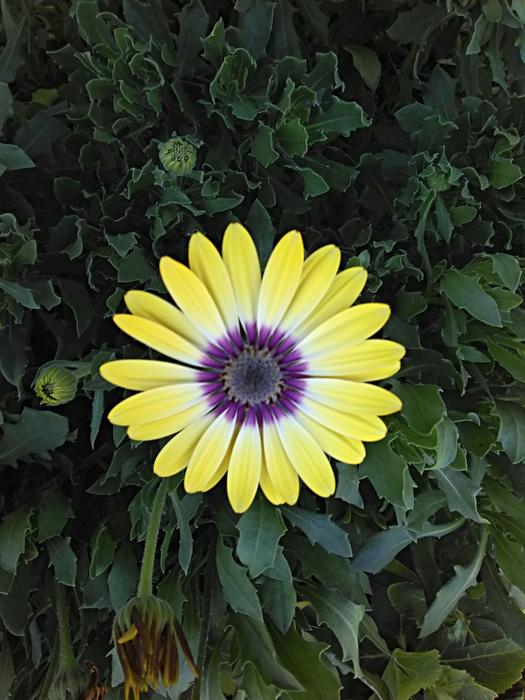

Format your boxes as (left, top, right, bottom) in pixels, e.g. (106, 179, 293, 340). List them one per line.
(191, 531, 217, 700)
(55, 582, 76, 673)
(137, 478, 170, 598)
(38, 636, 59, 700)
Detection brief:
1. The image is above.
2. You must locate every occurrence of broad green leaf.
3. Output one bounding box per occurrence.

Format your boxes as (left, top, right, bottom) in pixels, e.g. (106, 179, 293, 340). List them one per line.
(387, 2, 448, 43)
(251, 124, 279, 167)
(383, 649, 441, 700)
(441, 270, 502, 326)
(0, 280, 38, 308)
(0, 324, 27, 395)
(494, 402, 525, 463)
(282, 506, 351, 557)
(359, 438, 414, 510)
(424, 665, 497, 700)
(170, 490, 200, 575)
(0, 509, 32, 574)
(388, 581, 427, 622)
(276, 118, 308, 157)
(0, 407, 69, 466)
(434, 467, 485, 522)
(490, 253, 522, 292)
(396, 384, 446, 436)
(89, 525, 116, 578)
(175, 0, 209, 74)
(487, 342, 525, 383)
(433, 418, 459, 470)
(294, 166, 329, 198)
(0, 143, 34, 174)
(352, 526, 416, 574)
(0, 563, 35, 635)
(307, 97, 370, 142)
(246, 198, 275, 264)
(269, 623, 342, 700)
(216, 539, 263, 621)
(238, 0, 275, 60)
(236, 497, 285, 577)
(419, 528, 488, 638)
(491, 527, 525, 592)
(47, 536, 77, 587)
(335, 463, 363, 508)
(423, 66, 458, 120)
(108, 544, 137, 611)
(232, 613, 303, 691)
(489, 158, 523, 189)
(200, 634, 228, 700)
(306, 51, 344, 95)
(482, 558, 525, 647)
(302, 586, 364, 673)
(346, 45, 381, 91)
(0, 0, 29, 83)
(37, 489, 73, 543)
(443, 639, 525, 693)
(240, 662, 276, 700)
(260, 574, 296, 633)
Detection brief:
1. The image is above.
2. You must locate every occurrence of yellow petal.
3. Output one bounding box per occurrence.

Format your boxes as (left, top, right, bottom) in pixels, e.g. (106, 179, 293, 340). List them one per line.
(257, 230, 304, 330)
(189, 233, 238, 330)
(280, 245, 340, 332)
(222, 222, 261, 326)
(100, 359, 196, 391)
(259, 458, 285, 505)
(113, 314, 203, 365)
(128, 402, 209, 441)
(227, 416, 262, 513)
(296, 267, 367, 338)
(307, 339, 406, 379)
(118, 624, 138, 644)
(125, 290, 206, 347)
(298, 303, 391, 358)
(305, 378, 402, 415)
(184, 411, 236, 492)
(154, 413, 214, 476)
(160, 256, 226, 342)
(295, 410, 365, 464)
(262, 419, 299, 505)
(108, 384, 203, 426)
(276, 413, 335, 497)
(300, 396, 387, 442)
(200, 443, 232, 491)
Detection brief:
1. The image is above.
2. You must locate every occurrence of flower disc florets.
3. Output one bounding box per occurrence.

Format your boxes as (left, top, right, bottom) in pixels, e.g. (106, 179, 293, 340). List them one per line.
(114, 596, 197, 700)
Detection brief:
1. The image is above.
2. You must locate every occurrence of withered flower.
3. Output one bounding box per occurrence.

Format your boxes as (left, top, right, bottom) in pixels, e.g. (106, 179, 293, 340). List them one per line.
(49, 660, 106, 700)
(114, 595, 198, 700)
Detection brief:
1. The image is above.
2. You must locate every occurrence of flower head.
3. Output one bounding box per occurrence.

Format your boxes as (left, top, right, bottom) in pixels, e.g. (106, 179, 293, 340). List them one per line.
(158, 136, 197, 176)
(35, 366, 78, 405)
(101, 224, 405, 512)
(49, 661, 106, 700)
(114, 596, 197, 700)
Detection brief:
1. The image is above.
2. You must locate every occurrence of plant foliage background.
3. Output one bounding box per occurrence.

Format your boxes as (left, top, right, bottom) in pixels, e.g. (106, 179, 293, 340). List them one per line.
(1, 0, 525, 698)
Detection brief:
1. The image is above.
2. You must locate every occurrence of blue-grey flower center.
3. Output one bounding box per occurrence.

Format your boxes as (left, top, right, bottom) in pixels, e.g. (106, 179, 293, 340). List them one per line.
(223, 349, 282, 406)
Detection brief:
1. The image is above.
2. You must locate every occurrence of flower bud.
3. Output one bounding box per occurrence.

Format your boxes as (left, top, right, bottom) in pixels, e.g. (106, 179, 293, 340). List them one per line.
(35, 367, 77, 406)
(158, 136, 197, 176)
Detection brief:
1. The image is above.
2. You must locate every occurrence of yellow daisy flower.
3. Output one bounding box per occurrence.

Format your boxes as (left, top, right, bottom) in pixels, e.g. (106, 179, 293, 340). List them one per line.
(100, 224, 404, 512)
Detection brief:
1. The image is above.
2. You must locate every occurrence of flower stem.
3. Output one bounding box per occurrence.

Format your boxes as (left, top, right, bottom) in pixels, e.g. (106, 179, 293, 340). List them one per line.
(137, 478, 170, 598)
(191, 531, 217, 700)
(38, 637, 58, 700)
(55, 582, 76, 672)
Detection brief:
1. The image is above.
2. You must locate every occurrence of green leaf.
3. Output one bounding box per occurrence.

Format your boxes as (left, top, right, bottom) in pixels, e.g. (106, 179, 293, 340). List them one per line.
(441, 270, 502, 326)
(47, 536, 77, 587)
(387, 2, 448, 43)
(216, 538, 263, 621)
(359, 438, 414, 510)
(396, 384, 446, 436)
(282, 506, 351, 557)
(335, 464, 363, 508)
(246, 199, 275, 265)
(268, 623, 342, 700)
(0, 509, 32, 574)
(494, 402, 525, 464)
(443, 639, 525, 693)
(170, 490, 200, 574)
(307, 97, 370, 143)
(423, 66, 458, 120)
(90, 389, 104, 448)
(0, 0, 29, 83)
(293, 166, 329, 198)
(251, 124, 279, 167)
(434, 468, 485, 522)
(419, 528, 488, 638)
(175, 0, 209, 74)
(489, 253, 522, 292)
(482, 558, 525, 647)
(302, 586, 365, 673)
(491, 527, 525, 592)
(108, 544, 137, 611)
(0, 324, 27, 396)
(276, 118, 308, 157)
(383, 649, 441, 700)
(0, 143, 34, 174)
(0, 280, 38, 308)
(260, 574, 296, 633)
(424, 665, 497, 700)
(0, 408, 69, 466)
(232, 613, 303, 691)
(346, 46, 381, 91)
(353, 526, 416, 574)
(0, 636, 14, 700)
(0, 82, 12, 133)
(89, 525, 116, 578)
(306, 51, 344, 95)
(487, 342, 525, 383)
(489, 158, 523, 189)
(433, 418, 459, 470)
(37, 489, 73, 543)
(240, 662, 276, 700)
(236, 497, 285, 577)
(238, 0, 275, 61)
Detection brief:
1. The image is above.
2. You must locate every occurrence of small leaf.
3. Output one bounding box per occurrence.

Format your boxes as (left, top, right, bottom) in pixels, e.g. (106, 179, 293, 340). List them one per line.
(441, 269, 502, 326)
(353, 526, 416, 574)
(346, 45, 381, 91)
(236, 497, 285, 577)
(434, 467, 485, 522)
(47, 536, 77, 587)
(251, 124, 279, 167)
(396, 384, 446, 436)
(282, 506, 351, 557)
(494, 402, 525, 464)
(216, 538, 263, 621)
(383, 649, 441, 700)
(0, 144, 34, 174)
(419, 528, 488, 638)
(0, 407, 69, 466)
(38, 489, 73, 543)
(0, 509, 32, 574)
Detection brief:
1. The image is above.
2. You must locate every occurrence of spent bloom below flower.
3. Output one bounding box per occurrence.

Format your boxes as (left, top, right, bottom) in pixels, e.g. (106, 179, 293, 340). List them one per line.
(101, 224, 404, 512)
(114, 595, 197, 700)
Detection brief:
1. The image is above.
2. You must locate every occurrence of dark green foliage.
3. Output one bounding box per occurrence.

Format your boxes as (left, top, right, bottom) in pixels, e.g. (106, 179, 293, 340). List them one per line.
(1, 0, 525, 698)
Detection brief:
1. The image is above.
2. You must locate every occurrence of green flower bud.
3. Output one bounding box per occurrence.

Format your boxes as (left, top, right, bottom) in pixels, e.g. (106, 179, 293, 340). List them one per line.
(158, 136, 197, 176)
(35, 367, 78, 406)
